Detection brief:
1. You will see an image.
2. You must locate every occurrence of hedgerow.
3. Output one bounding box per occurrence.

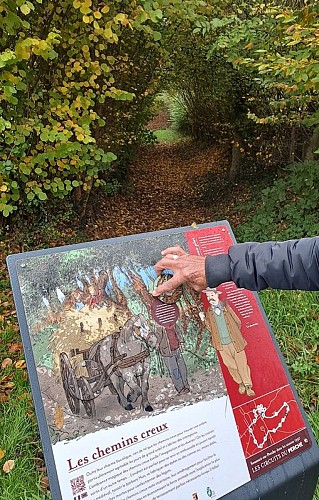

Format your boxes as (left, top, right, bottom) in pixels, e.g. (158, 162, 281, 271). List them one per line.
(0, 0, 204, 222)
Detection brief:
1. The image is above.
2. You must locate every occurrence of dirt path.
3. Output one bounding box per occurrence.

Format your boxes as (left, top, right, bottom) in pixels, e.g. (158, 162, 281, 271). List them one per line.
(40, 363, 226, 443)
(86, 141, 240, 239)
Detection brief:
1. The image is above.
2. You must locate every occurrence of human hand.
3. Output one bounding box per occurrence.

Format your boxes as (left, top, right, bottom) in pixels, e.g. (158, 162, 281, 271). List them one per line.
(152, 246, 207, 296)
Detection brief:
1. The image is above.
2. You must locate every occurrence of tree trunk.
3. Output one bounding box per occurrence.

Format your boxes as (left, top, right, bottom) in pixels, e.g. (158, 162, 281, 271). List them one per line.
(305, 127, 319, 161)
(74, 179, 94, 219)
(229, 131, 243, 181)
(288, 127, 296, 163)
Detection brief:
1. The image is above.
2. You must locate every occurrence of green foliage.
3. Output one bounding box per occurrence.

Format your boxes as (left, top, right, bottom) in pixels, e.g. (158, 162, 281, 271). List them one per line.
(0, 143, 117, 217)
(150, 92, 171, 117)
(0, 0, 205, 221)
(236, 161, 319, 242)
(168, 98, 188, 134)
(167, 27, 248, 145)
(164, 1, 313, 174)
(209, 1, 319, 128)
(154, 128, 184, 143)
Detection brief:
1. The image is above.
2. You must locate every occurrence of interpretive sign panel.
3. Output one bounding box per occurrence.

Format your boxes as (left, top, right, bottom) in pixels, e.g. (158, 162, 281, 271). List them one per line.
(6, 221, 315, 500)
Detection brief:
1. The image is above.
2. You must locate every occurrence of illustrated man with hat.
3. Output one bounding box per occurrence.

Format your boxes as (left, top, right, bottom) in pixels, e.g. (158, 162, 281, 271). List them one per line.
(202, 287, 255, 397)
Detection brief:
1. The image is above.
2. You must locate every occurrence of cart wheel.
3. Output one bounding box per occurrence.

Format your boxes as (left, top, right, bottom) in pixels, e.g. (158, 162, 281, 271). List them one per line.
(79, 376, 96, 419)
(59, 352, 81, 415)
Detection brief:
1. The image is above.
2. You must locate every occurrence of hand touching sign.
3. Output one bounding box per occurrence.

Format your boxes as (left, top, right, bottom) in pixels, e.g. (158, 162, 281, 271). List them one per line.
(152, 246, 207, 297)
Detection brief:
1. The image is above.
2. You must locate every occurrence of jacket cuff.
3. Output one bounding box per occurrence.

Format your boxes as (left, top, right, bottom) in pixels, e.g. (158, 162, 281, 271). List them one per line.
(205, 254, 232, 287)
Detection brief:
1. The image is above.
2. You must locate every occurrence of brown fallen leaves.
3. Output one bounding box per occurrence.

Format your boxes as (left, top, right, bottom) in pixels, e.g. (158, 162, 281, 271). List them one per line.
(1, 358, 13, 369)
(0, 373, 15, 403)
(0, 450, 14, 482)
(1, 358, 26, 370)
(36, 454, 50, 493)
(8, 342, 22, 354)
(40, 475, 50, 490)
(3, 459, 15, 474)
(0, 358, 28, 402)
(83, 143, 229, 241)
(54, 406, 64, 430)
(0, 444, 17, 476)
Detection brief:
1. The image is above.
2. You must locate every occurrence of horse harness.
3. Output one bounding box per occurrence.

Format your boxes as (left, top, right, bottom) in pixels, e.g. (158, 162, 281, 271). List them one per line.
(102, 331, 149, 378)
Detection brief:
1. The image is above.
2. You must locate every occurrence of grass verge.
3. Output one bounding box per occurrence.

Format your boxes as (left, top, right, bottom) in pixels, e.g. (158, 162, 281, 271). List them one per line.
(154, 128, 184, 143)
(0, 397, 48, 500)
(259, 288, 319, 498)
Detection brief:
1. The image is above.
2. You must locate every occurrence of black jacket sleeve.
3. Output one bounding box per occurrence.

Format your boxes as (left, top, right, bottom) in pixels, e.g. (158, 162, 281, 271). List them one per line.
(205, 237, 319, 291)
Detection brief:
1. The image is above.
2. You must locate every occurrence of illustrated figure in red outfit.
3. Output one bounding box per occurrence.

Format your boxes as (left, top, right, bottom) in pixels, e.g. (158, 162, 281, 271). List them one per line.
(151, 297, 190, 395)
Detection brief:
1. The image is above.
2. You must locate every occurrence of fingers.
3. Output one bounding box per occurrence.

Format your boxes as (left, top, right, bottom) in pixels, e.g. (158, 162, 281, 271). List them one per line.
(153, 250, 185, 296)
(152, 274, 182, 296)
(154, 249, 188, 277)
(153, 249, 206, 298)
(154, 255, 180, 276)
(160, 246, 187, 257)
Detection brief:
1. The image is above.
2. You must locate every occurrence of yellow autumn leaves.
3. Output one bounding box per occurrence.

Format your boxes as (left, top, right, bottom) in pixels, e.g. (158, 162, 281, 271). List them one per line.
(72, 0, 127, 31)
(73, 0, 112, 25)
(0, 0, 169, 218)
(20, 2, 33, 16)
(72, 0, 109, 14)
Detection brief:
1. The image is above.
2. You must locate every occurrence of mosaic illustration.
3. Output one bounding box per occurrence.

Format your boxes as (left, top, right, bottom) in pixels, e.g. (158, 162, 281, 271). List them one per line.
(16, 233, 226, 444)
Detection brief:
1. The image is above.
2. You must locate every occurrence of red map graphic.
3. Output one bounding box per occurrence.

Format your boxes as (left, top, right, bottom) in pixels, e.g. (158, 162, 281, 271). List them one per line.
(233, 385, 306, 457)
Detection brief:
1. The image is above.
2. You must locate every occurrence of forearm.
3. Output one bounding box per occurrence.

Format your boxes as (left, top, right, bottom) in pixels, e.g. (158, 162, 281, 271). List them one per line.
(205, 237, 319, 291)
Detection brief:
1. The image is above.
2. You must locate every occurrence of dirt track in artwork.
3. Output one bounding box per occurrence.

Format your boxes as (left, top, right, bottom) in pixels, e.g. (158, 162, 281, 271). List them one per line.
(39, 362, 226, 443)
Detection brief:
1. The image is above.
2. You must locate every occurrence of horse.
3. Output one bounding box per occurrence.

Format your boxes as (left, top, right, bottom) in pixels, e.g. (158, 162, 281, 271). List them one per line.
(97, 313, 158, 412)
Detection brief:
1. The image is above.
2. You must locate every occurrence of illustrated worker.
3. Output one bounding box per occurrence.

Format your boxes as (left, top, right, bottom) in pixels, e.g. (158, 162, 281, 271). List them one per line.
(156, 322, 190, 395)
(202, 287, 255, 397)
(151, 297, 190, 395)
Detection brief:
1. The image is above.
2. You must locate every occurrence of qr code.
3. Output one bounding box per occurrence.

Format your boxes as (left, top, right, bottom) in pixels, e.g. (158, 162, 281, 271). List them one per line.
(70, 475, 86, 495)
